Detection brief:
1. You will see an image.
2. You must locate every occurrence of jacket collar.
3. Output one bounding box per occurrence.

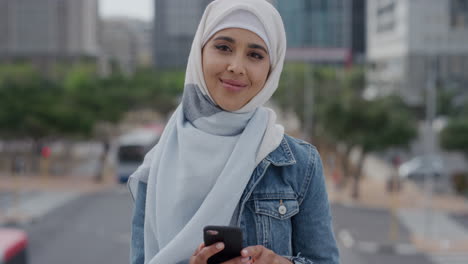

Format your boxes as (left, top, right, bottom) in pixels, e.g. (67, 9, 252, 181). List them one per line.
(265, 136, 296, 166)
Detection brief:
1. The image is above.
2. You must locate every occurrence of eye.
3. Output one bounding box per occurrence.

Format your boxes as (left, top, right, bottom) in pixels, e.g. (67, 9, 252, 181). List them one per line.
(249, 52, 264, 60)
(215, 44, 231, 52)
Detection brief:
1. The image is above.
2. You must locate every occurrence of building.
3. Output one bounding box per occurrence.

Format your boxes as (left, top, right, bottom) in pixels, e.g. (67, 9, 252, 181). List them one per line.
(101, 17, 152, 75)
(153, 0, 212, 69)
(367, 0, 468, 105)
(0, 0, 99, 67)
(273, 0, 366, 65)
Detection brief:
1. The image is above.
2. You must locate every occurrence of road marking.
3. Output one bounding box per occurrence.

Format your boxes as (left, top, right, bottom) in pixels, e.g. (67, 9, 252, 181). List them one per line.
(338, 229, 355, 248)
(356, 241, 378, 253)
(2, 191, 81, 224)
(338, 229, 420, 256)
(429, 252, 468, 264)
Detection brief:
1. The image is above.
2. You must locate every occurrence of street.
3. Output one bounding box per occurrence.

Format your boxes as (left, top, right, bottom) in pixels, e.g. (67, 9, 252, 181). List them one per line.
(5, 184, 468, 264)
(332, 204, 432, 264)
(19, 186, 132, 264)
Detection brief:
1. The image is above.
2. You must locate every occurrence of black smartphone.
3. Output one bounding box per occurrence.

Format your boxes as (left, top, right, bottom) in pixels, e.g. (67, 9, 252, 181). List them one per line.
(203, 225, 243, 264)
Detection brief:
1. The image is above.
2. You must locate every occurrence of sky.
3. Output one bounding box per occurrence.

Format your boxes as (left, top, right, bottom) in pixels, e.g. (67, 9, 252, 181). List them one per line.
(99, 0, 153, 22)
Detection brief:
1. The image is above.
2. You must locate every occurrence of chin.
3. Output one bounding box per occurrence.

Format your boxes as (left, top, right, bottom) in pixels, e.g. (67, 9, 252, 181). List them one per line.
(218, 102, 243, 112)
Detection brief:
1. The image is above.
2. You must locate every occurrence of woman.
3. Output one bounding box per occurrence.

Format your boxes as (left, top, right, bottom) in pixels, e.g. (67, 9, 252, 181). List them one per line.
(128, 0, 340, 263)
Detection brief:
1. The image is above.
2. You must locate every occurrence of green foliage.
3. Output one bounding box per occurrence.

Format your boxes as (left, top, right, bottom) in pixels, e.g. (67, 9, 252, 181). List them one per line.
(0, 63, 185, 140)
(0, 64, 70, 139)
(275, 64, 417, 152)
(440, 117, 468, 156)
(451, 171, 468, 195)
(129, 68, 184, 115)
(274, 63, 341, 130)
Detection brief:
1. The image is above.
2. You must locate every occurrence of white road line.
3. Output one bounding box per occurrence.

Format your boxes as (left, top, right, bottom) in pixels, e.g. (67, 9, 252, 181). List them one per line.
(429, 252, 468, 264)
(3, 191, 81, 223)
(338, 229, 355, 248)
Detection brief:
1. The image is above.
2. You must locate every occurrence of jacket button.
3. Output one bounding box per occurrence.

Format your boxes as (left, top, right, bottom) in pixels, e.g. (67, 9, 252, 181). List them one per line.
(278, 205, 287, 215)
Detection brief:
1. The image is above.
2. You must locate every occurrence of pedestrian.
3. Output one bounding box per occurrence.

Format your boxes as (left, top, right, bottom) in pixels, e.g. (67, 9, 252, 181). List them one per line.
(128, 0, 340, 263)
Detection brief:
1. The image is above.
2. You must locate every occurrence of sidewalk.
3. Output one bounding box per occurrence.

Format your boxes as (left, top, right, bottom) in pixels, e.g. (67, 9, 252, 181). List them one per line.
(0, 173, 117, 226)
(325, 162, 468, 256)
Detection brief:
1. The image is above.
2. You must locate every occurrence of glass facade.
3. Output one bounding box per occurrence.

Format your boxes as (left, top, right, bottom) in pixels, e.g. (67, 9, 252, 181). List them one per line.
(451, 0, 468, 28)
(275, 0, 349, 48)
(153, 0, 212, 68)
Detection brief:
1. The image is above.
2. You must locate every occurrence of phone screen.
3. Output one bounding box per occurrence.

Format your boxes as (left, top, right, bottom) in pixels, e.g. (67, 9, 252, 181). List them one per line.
(203, 225, 243, 264)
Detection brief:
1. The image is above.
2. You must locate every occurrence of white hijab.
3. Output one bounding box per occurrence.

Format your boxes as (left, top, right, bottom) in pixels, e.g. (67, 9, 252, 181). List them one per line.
(128, 0, 286, 263)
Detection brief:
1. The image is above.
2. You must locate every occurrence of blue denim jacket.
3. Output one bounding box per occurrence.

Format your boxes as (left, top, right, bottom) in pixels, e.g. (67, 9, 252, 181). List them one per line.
(130, 135, 340, 264)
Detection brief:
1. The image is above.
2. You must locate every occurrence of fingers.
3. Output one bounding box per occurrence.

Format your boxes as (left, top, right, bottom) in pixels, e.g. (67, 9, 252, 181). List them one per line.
(192, 242, 205, 256)
(241, 245, 281, 264)
(193, 242, 225, 263)
(241, 245, 265, 259)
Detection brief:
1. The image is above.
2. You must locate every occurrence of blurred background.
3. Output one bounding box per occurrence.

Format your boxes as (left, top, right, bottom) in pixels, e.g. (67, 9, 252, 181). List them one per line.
(0, 0, 467, 263)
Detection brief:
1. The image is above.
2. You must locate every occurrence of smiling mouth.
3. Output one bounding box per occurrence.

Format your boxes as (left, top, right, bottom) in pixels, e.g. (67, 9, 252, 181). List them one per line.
(220, 79, 247, 92)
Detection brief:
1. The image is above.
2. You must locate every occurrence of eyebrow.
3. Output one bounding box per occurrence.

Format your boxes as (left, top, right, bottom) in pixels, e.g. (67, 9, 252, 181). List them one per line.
(213, 35, 269, 54)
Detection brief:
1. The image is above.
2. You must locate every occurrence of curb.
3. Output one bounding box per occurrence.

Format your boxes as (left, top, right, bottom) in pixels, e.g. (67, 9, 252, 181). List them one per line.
(0, 228, 28, 264)
(0, 191, 84, 227)
(338, 229, 419, 255)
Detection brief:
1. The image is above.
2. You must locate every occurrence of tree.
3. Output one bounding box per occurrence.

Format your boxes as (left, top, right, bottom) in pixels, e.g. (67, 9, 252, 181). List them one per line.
(0, 64, 76, 139)
(1, 62, 187, 180)
(319, 68, 417, 198)
(348, 96, 417, 198)
(440, 117, 468, 156)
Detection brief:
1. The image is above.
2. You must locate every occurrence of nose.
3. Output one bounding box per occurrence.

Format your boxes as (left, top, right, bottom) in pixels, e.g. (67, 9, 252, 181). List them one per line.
(227, 55, 246, 75)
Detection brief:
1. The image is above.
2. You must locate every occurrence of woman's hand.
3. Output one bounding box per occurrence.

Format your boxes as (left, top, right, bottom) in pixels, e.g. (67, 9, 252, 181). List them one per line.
(190, 243, 292, 264)
(235, 245, 293, 264)
(189, 242, 225, 264)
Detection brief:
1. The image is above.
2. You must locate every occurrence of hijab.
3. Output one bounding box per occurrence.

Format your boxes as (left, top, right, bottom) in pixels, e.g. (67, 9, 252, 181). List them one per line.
(128, 0, 286, 263)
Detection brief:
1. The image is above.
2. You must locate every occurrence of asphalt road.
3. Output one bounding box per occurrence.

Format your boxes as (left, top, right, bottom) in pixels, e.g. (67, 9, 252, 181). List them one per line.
(9, 187, 455, 264)
(23, 186, 132, 264)
(332, 204, 434, 264)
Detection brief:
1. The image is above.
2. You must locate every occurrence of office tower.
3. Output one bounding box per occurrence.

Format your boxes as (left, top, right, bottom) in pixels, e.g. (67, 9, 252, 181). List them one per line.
(274, 0, 366, 65)
(367, 0, 468, 105)
(0, 0, 99, 66)
(153, 0, 212, 68)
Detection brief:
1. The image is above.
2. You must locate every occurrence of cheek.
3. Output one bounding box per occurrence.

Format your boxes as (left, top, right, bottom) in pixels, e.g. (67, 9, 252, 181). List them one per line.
(252, 64, 270, 88)
(203, 52, 224, 80)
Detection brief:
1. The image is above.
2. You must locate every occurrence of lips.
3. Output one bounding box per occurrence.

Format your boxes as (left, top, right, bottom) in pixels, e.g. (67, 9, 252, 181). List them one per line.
(220, 78, 248, 92)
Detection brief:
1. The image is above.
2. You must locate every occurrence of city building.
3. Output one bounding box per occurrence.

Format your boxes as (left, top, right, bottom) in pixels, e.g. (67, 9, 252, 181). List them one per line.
(153, 0, 212, 69)
(272, 0, 366, 65)
(0, 0, 99, 68)
(367, 0, 468, 105)
(101, 17, 152, 75)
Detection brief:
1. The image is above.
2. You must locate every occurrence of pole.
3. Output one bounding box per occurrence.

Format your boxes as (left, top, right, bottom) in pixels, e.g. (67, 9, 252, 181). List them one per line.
(303, 64, 314, 142)
(423, 56, 437, 240)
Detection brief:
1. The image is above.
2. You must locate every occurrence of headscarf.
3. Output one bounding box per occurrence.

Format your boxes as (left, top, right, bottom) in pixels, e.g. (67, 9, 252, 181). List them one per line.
(128, 0, 286, 263)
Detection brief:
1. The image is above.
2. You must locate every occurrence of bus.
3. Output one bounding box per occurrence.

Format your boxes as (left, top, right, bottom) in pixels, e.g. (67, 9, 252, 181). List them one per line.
(115, 125, 163, 183)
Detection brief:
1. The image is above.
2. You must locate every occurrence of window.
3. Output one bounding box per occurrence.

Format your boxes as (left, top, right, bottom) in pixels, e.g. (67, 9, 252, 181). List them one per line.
(376, 0, 397, 32)
(451, 0, 468, 28)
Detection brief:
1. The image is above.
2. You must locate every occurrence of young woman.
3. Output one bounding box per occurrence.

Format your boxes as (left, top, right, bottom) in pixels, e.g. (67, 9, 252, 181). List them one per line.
(128, 0, 340, 263)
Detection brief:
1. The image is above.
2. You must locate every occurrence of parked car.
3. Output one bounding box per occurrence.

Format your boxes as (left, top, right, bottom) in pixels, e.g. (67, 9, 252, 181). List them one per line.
(0, 228, 28, 264)
(398, 155, 444, 181)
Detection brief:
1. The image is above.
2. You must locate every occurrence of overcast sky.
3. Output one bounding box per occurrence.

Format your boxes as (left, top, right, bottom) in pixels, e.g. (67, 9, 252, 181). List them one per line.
(99, 0, 153, 21)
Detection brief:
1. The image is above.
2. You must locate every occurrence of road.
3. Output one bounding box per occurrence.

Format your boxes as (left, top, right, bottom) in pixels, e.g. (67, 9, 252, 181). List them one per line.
(5, 186, 468, 264)
(332, 204, 433, 264)
(21, 186, 132, 264)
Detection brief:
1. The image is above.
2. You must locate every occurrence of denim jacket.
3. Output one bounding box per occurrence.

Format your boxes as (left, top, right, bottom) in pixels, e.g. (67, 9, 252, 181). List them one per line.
(130, 135, 340, 264)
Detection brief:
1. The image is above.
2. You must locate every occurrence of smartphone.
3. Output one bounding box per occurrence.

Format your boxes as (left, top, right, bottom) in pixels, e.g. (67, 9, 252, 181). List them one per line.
(203, 225, 243, 264)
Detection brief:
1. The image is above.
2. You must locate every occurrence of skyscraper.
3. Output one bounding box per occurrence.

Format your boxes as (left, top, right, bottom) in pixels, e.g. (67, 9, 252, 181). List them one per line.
(101, 17, 152, 75)
(0, 0, 99, 65)
(153, 0, 212, 68)
(273, 0, 366, 65)
(367, 0, 468, 105)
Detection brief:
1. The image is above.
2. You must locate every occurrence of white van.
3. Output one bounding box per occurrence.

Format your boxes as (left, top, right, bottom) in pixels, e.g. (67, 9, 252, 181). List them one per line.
(116, 126, 162, 183)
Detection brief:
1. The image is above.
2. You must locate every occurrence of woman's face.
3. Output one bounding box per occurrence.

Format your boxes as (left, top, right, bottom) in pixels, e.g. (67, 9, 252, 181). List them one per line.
(202, 28, 270, 111)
